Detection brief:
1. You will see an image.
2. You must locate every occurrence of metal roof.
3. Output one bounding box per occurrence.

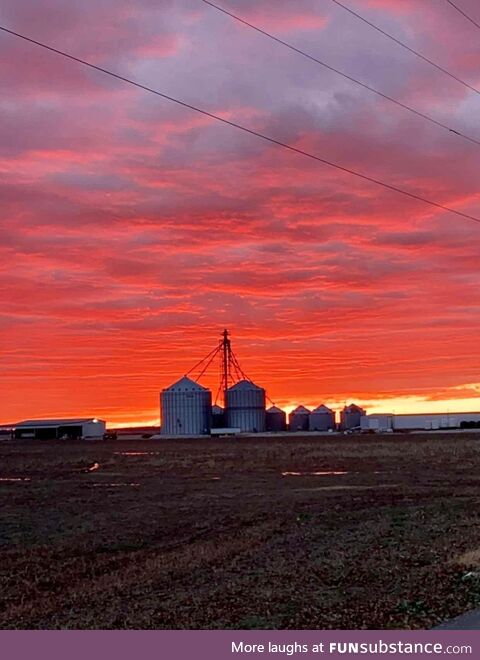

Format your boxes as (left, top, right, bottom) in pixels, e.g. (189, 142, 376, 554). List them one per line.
(267, 405, 285, 414)
(227, 379, 263, 392)
(290, 405, 311, 415)
(163, 376, 209, 392)
(392, 411, 480, 418)
(343, 404, 365, 412)
(14, 418, 103, 428)
(311, 404, 334, 414)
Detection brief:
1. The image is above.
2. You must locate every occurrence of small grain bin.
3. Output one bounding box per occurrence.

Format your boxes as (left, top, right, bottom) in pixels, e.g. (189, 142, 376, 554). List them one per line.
(226, 379, 266, 432)
(288, 405, 311, 432)
(309, 404, 336, 431)
(266, 405, 287, 432)
(211, 404, 226, 429)
(340, 404, 366, 430)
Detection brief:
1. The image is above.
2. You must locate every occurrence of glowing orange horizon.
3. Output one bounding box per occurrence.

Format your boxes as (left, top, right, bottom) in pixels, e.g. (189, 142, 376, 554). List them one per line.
(3, 373, 479, 429)
(108, 389, 480, 429)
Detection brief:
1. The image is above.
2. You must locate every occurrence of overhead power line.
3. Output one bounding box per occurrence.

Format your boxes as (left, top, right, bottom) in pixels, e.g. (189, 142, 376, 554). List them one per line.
(331, 0, 480, 96)
(195, 344, 222, 382)
(0, 24, 479, 225)
(186, 343, 220, 377)
(445, 0, 480, 30)
(201, 0, 480, 147)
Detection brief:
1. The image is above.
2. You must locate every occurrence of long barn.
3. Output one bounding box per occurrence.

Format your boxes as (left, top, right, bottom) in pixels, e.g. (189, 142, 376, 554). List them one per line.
(13, 418, 106, 440)
(361, 412, 480, 432)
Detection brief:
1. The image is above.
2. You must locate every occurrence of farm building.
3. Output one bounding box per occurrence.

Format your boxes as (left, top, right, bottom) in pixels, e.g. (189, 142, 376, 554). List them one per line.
(266, 405, 287, 432)
(289, 405, 310, 432)
(393, 412, 480, 431)
(160, 376, 211, 436)
(309, 404, 336, 431)
(360, 414, 393, 432)
(13, 418, 106, 440)
(226, 380, 266, 432)
(361, 412, 480, 431)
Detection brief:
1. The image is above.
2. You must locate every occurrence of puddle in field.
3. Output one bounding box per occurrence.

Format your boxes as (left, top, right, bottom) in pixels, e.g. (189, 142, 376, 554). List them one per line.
(92, 482, 140, 488)
(282, 470, 348, 477)
(0, 477, 31, 482)
(115, 451, 161, 457)
(297, 484, 399, 492)
(452, 549, 480, 567)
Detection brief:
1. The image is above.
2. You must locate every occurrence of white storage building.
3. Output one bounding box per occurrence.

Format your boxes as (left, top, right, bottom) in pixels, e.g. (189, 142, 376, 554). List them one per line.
(393, 412, 480, 431)
(361, 412, 480, 431)
(360, 414, 394, 432)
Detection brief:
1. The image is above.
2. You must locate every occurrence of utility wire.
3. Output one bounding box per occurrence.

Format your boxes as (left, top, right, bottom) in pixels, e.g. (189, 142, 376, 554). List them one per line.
(331, 0, 480, 96)
(229, 349, 249, 383)
(214, 352, 224, 405)
(214, 381, 223, 406)
(186, 343, 220, 377)
(229, 349, 276, 405)
(229, 352, 243, 383)
(1, 24, 479, 224)
(445, 0, 480, 30)
(195, 344, 222, 382)
(201, 0, 480, 147)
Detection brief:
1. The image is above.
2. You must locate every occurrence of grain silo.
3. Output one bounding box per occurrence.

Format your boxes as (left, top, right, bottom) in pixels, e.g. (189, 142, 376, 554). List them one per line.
(289, 405, 311, 432)
(340, 403, 366, 430)
(160, 376, 211, 435)
(226, 380, 266, 432)
(309, 404, 336, 431)
(266, 405, 287, 432)
(211, 404, 226, 429)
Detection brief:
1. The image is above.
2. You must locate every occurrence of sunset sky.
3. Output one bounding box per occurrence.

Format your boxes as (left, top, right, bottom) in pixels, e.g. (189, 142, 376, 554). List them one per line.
(1, 0, 480, 426)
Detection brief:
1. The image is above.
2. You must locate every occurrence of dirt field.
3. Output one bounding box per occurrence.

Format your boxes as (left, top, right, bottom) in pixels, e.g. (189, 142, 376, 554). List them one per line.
(1, 432, 480, 630)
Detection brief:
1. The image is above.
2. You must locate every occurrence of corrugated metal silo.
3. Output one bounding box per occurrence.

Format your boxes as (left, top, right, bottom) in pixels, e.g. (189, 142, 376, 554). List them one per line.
(211, 404, 226, 429)
(309, 404, 336, 431)
(289, 405, 311, 432)
(266, 405, 287, 432)
(160, 376, 211, 435)
(226, 380, 266, 432)
(340, 403, 366, 430)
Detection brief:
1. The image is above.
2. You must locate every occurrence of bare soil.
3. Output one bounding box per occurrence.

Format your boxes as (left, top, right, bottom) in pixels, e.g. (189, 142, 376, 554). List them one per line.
(1, 432, 480, 629)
